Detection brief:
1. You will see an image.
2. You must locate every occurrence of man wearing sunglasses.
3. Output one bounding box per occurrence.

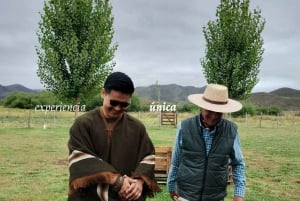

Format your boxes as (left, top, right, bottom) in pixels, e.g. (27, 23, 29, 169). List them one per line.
(67, 72, 161, 201)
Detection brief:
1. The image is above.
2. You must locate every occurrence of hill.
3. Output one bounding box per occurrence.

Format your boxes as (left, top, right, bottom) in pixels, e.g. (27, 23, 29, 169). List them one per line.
(0, 84, 38, 99)
(248, 88, 300, 110)
(270, 87, 300, 99)
(135, 84, 206, 103)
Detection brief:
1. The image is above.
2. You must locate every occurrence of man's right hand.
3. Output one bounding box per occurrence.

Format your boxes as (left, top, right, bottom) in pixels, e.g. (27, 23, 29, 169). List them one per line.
(169, 192, 179, 201)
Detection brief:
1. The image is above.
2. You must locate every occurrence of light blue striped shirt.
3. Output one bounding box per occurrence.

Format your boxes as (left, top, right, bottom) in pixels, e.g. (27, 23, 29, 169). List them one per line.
(167, 116, 246, 198)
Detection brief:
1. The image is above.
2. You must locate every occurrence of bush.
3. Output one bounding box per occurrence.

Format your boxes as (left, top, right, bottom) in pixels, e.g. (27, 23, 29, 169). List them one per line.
(177, 103, 199, 113)
(2, 92, 36, 109)
(259, 105, 282, 116)
(81, 94, 103, 111)
(1, 91, 60, 109)
(233, 102, 259, 117)
(233, 102, 283, 117)
(127, 94, 141, 112)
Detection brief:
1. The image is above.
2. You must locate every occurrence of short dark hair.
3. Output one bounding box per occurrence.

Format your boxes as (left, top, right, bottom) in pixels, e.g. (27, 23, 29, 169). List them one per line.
(104, 72, 134, 94)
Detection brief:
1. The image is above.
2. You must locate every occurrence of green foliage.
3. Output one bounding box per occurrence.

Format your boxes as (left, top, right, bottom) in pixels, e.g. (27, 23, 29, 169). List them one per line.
(1, 92, 34, 109)
(36, 0, 117, 104)
(139, 105, 150, 112)
(233, 101, 259, 116)
(201, 0, 265, 99)
(233, 102, 283, 117)
(1, 91, 60, 109)
(259, 105, 282, 116)
(127, 93, 142, 112)
(1, 90, 284, 118)
(80, 93, 103, 111)
(176, 103, 199, 113)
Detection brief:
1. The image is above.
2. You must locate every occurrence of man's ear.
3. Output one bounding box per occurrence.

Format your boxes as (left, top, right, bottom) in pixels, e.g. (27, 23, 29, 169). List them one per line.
(100, 88, 105, 98)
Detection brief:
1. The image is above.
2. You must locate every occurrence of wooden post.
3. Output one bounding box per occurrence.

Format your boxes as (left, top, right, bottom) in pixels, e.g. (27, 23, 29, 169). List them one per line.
(276, 113, 279, 128)
(259, 112, 262, 128)
(159, 111, 161, 128)
(43, 111, 47, 129)
(27, 110, 31, 128)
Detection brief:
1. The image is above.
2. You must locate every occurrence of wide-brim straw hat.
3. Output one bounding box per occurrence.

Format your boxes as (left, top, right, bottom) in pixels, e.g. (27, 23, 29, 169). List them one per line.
(188, 84, 242, 113)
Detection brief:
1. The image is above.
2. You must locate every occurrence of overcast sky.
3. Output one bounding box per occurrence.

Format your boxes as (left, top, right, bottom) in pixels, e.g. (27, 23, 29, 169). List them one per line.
(1, 0, 299, 92)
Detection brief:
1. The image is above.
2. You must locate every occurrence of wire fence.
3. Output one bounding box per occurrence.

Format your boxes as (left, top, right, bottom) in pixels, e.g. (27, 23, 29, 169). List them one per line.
(0, 108, 77, 128)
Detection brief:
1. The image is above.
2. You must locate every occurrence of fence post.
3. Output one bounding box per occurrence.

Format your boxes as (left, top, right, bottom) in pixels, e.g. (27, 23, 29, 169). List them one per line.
(276, 113, 279, 128)
(159, 111, 161, 128)
(43, 111, 47, 129)
(27, 110, 31, 128)
(259, 112, 262, 128)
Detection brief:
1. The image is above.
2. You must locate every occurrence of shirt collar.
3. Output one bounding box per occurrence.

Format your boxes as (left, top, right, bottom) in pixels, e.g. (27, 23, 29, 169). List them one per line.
(199, 113, 218, 132)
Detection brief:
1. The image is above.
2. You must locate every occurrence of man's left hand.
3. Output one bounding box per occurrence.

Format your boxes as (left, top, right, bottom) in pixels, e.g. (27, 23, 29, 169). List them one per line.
(233, 196, 244, 201)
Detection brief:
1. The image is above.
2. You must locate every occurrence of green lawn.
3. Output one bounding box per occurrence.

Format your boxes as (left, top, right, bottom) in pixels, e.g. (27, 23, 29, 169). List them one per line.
(0, 109, 300, 200)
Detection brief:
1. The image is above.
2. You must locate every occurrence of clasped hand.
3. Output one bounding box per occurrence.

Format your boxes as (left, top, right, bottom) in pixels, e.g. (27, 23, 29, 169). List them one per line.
(119, 175, 144, 201)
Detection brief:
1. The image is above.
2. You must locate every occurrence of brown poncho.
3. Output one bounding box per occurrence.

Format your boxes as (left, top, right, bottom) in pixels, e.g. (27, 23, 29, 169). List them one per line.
(67, 108, 161, 201)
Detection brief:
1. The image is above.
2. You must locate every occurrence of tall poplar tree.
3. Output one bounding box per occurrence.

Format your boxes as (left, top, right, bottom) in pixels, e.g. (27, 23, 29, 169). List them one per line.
(36, 0, 117, 105)
(201, 0, 265, 99)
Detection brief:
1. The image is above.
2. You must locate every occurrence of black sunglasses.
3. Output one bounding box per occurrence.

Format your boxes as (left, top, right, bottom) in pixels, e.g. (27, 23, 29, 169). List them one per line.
(110, 100, 130, 108)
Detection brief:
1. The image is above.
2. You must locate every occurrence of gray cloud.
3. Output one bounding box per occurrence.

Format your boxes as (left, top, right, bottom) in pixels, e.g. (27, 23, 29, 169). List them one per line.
(0, 0, 299, 92)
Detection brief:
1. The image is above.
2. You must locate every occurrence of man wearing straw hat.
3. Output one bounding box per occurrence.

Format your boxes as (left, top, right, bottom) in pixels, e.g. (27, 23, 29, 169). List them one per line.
(167, 84, 246, 201)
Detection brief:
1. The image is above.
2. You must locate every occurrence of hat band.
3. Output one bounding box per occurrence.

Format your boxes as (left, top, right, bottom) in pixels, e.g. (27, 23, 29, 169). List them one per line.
(202, 96, 228, 105)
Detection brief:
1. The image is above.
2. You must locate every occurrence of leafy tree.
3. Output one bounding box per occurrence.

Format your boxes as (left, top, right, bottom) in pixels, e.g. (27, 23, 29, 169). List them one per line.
(127, 94, 142, 112)
(2, 92, 36, 109)
(201, 0, 265, 99)
(36, 0, 117, 105)
(80, 93, 103, 111)
(37, 90, 61, 105)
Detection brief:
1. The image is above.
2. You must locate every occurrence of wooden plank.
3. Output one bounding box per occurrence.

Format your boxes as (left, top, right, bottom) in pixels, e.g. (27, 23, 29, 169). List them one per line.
(154, 146, 172, 184)
(227, 165, 233, 184)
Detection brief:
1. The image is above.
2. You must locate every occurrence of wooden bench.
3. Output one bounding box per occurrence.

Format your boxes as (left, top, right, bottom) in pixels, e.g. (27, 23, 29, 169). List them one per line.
(154, 146, 172, 184)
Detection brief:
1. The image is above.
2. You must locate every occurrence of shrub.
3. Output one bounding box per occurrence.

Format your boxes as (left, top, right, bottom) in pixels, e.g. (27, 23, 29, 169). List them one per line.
(1, 91, 61, 109)
(259, 105, 282, 116)
(233, 102, 259, 117)
(177, 103, 199, 113)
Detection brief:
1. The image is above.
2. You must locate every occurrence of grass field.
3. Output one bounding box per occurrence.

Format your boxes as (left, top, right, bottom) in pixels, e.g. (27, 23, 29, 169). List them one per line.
(0, 108, 300, 200)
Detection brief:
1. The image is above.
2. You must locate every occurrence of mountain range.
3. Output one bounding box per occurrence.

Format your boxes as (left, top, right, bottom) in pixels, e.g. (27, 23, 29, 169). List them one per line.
(0, 84, 40, 99)
(135, 84, 300, 110)
(1, 84, 300, 110)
